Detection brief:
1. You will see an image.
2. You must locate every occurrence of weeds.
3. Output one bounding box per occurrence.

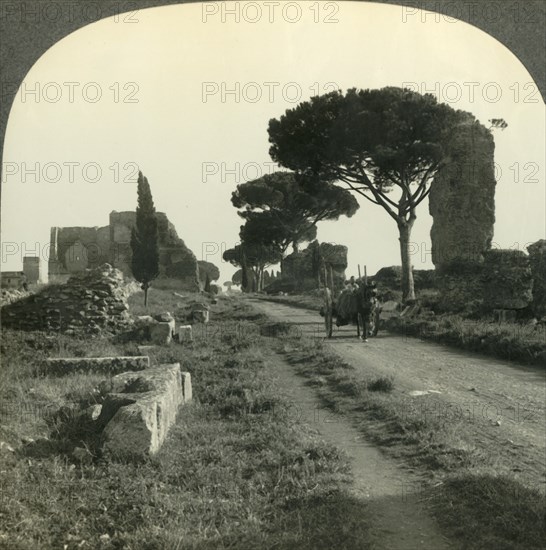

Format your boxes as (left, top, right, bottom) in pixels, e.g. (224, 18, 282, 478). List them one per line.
(387, 315, 546, 366)
(269, 321, 546, 549)
(368, 375, 394, 393)
(0, 290, 371, 548)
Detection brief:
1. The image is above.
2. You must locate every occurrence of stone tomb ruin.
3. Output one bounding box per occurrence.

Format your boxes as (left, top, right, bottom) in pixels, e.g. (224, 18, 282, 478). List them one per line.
(428, 117, 496, 313)
(49, 210, 200, 291)
(280, 240, 348, 292)
(1, 264, 135, 335)
(427, 118, 544, 318)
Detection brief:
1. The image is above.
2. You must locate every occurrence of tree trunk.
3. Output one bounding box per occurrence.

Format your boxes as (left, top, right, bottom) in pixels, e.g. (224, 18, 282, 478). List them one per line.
(241, 264, 249, 292)
(257, 266, 263, 291)
(398, 220, 416, 303)
(292, 241, 299, 253)
(143, 283, 149, 306)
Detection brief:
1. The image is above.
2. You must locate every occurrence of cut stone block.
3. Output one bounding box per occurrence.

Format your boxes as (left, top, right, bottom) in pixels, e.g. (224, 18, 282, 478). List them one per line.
(45, 356, 150, 375)
(178, 325, 193, 342)
(136, 315, 155, 325)
(154, 312, 174, 323)
(150, 322, 172, 345)
(101, 363, 190, 459)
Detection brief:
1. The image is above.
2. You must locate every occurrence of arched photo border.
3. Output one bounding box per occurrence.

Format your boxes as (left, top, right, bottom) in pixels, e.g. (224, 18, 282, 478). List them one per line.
(0, 0, 544, 203)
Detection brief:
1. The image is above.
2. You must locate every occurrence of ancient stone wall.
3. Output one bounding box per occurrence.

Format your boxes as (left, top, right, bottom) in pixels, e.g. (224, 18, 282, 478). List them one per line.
(23, 257, 40, 284)
(49, 226, 111, 283)
(428, 118, 497, 312)
(429, 119, 496, 268)
(48, 211, 200, 291)
(481, 249, 533, 311)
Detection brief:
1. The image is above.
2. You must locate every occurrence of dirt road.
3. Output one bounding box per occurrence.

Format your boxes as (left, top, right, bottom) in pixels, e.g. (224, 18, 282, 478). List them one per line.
(268, 352, 454, 549)
(249, 298, 546, 490)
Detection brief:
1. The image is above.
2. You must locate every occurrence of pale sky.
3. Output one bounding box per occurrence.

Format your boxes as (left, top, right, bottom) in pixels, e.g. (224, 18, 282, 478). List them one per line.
(2, 1, 545, 283)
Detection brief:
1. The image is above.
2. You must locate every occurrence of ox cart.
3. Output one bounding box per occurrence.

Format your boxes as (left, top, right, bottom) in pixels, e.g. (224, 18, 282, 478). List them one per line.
(320, 265, 381, 340)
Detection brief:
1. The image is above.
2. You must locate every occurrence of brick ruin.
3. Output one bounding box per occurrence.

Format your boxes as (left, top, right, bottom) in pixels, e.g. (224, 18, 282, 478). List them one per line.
(48, 211, 200, 291)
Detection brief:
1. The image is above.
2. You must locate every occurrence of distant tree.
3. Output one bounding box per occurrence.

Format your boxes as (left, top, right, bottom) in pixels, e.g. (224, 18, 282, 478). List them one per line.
(204, 272, 211, 293)
(197, 260, 220, 286)
(269, 87, 473, 302)
(232, 269, 243, 285)
(130, 171, 160, 306)
(223, 242, 281, 292)
(232, 171, 358, 254)
(239, 212, 316, 256)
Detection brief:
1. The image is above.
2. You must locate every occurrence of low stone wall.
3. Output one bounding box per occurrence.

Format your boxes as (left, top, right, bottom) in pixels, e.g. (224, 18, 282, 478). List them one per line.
(1, 264, 133, 335)
(435, 262, 486, 314)
(98, 363, 191, 459)
(481, 249, 533, 311)
(435, 250, 534, 316)
(44, 356, 150, 376)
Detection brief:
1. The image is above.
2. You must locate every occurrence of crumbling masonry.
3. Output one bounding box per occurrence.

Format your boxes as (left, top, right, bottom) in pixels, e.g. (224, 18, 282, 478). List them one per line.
(48, 211, 200, 291)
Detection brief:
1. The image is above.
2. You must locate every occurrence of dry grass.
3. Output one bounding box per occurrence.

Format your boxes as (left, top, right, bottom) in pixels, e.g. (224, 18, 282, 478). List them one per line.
(386, 315, 546, 366)
(264, 321, 545, 550)
(0, 290, 373, 549)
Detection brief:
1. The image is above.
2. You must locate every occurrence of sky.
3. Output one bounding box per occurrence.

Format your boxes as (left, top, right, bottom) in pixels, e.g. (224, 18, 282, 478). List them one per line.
(1, 1, 545, 284)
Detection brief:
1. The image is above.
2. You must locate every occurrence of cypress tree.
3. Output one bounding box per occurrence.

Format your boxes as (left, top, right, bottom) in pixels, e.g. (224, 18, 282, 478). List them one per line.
(130, 171, 160, 306)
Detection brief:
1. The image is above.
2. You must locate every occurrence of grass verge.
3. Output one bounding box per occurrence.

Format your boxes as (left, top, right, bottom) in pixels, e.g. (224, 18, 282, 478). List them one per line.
(0, 290, 373, 549)
(265, 324, 545, 550)
(259, 293, 546, 367)
(386, 315, 546, 367)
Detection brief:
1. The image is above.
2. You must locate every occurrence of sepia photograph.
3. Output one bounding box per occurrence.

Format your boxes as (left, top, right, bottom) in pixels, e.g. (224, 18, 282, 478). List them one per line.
(0, 1, 545, 548)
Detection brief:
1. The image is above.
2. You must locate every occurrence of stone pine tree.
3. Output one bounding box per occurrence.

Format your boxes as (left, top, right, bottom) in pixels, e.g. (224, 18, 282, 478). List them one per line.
(269, 87, 474, 302)
(130, 171, 160, 306)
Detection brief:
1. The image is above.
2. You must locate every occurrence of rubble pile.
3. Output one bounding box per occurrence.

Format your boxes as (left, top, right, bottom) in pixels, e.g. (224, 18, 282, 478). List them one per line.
(1, 264, 133, 335)
(0, 289, 31, 307)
